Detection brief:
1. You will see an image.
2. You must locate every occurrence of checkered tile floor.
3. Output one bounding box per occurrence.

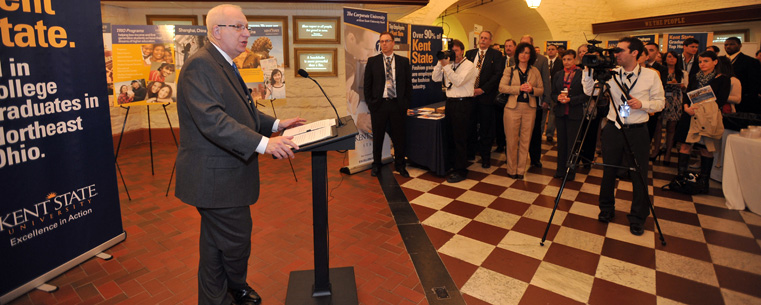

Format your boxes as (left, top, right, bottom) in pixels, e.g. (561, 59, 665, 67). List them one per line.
(397, 141, 761, 305)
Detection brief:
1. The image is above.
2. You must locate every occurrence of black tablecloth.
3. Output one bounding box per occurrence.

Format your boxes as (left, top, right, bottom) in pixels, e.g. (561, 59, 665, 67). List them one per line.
(405, 101, 448, 176)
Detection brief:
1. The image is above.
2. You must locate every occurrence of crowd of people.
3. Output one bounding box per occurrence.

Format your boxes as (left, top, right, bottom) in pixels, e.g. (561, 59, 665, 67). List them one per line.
(432, 34, 761, 192)
(383, 33, 760, 236)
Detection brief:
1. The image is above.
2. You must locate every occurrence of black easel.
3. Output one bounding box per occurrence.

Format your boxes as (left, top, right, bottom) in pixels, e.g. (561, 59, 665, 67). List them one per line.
(269, 97, 298, 182)
(113, 103, 178, 200)
(285, 116, 359, 305)
(540, 79, 666, 246)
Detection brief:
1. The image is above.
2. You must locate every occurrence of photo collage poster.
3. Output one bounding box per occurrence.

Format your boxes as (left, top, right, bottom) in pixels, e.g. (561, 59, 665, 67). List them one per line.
(234, 23, 287, 101)
(111, 25, 177, 107)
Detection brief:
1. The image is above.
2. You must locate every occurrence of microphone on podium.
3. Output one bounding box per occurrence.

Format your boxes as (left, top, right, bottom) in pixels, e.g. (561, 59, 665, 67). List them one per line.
(298, 69, 344, 126)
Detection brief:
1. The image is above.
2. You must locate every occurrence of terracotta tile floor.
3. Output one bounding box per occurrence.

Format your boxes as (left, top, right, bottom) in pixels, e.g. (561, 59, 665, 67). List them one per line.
(9, 137, 761, 305)
(9, 143, 426, 305)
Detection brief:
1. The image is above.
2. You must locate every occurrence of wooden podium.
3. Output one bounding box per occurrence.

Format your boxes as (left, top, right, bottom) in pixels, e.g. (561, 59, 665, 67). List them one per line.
(285, 116, 359, 305)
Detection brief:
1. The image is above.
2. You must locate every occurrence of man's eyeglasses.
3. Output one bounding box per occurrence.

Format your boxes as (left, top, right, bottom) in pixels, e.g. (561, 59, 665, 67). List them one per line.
(379, 39, 393, 44)
(218, 24, 249, 31)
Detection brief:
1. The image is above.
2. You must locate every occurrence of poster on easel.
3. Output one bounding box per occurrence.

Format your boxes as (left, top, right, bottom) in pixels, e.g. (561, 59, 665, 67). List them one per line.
(1, 0, 125, 302)
(111, 25, 177, 106)
(174, 25, 207, 71)
(234, 25, 286, 100)
(342, 7, 391, 173)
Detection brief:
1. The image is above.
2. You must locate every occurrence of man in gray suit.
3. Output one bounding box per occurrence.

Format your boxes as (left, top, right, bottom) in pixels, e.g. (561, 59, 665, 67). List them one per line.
(520, 35, 551, 168)
(175, 4, 305, 305)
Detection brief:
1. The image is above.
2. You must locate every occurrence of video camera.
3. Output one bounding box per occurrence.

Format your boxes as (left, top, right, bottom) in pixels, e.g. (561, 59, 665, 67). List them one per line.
(436, 50, 456, 62)
(580, 39, 621, 82)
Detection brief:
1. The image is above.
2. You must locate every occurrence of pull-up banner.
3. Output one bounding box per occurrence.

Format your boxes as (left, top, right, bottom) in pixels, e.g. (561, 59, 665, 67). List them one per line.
(0, 0, 125, 302)
(409, 24, 444, 108)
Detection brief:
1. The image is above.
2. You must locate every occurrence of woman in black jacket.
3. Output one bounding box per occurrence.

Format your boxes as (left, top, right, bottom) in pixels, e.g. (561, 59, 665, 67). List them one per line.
(551, 50, 589, 180)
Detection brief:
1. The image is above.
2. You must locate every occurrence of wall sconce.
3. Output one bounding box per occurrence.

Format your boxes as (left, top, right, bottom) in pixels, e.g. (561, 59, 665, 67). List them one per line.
(526, 0, 541, 8)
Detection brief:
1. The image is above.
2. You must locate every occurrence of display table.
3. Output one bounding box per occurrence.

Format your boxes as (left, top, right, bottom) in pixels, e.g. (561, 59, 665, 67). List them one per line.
(405, 101, 448, 176)
(722, 134, 761, 215)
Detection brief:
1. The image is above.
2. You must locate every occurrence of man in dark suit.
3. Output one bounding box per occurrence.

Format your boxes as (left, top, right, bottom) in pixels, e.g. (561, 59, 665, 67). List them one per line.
(682, 38, 700, 79)
(364, 31, 412, 178)
(521, 35, 551, 168)
(175, 5, 305, 305)
(644, 42, 669, 140)
(724, 37, 761, 114)
(465, 31, 504, 168)
(544, 44, 563, 143)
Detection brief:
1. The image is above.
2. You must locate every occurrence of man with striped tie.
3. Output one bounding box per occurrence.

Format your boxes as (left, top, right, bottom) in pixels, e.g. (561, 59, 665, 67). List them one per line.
(364, 31, 413, 178)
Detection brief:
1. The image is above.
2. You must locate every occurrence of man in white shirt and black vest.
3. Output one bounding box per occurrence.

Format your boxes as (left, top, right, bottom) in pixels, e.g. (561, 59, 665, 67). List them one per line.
(582, 37, 665, 236)
(432, 39, 477, 183)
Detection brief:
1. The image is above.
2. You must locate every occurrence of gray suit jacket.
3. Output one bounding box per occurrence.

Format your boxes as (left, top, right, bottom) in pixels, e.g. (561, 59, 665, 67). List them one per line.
(175, 43, 277, 208)
(534, 54, 551, 105)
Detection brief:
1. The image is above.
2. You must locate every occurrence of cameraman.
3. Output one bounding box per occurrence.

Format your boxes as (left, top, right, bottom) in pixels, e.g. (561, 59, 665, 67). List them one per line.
(582, 37, 665, 236)
(432, 39, 478, 183)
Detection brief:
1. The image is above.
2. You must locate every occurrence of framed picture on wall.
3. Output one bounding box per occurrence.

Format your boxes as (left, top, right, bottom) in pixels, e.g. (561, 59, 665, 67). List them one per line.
(147, 15, 198, 25)
(293, 16, 341, 44)
(294, 48, 337, 77)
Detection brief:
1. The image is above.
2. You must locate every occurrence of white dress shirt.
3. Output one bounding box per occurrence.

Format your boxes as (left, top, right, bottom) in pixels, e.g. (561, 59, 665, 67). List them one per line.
(582, 66, 665, 127)
(432, 58, 477, 98)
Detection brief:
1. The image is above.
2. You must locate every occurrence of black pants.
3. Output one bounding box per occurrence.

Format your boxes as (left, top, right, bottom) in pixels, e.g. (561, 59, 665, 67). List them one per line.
(467, 102, 496, 160)
(370, 99, 406, 167)
(599, 123, 651, 225)
(529, 107, 544, 163)
(647, 111, 662, 140)
(555, 116, 582, 175)
(495, 103, 506, 148)
(580, 116, 601, 164)
(197, 206, 252, 305)
(445, 98, 474, 173)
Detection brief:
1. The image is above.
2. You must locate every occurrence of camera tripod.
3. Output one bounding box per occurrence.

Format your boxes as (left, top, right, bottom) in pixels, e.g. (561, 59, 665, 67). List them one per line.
(539, 78, 666, 246)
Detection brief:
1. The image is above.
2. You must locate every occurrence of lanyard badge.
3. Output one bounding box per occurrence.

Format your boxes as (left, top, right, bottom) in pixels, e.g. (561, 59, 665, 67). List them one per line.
(619, 94, 630, 118)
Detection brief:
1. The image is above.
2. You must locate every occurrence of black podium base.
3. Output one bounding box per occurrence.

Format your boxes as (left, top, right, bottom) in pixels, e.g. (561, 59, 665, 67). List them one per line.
(285, 267, 358, 305)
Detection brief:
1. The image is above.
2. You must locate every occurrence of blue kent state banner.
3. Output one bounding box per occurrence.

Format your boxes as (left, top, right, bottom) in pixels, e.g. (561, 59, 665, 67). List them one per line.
(409, 24, 444, 108)
(0, 0, 125, 302)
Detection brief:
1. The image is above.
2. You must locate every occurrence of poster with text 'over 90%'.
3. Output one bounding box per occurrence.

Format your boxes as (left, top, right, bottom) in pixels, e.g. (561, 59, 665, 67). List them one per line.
(1, 0, 125, 302)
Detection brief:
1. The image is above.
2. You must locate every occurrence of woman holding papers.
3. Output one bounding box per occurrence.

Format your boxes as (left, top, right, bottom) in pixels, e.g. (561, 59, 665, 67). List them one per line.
(674, 51, 729, 193)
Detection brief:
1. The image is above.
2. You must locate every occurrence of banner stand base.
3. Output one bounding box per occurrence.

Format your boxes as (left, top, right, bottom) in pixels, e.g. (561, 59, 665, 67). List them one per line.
(35, 284, 58, 293)
(339, 156, 393, 175)
(1, 232, 127, 304)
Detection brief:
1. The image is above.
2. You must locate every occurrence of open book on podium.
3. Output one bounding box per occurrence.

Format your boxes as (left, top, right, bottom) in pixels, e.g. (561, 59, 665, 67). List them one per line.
(282, 118, 338, 147)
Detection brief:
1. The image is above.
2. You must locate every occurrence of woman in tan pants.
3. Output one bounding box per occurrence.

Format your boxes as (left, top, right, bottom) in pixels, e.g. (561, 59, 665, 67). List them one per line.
(499, 42, 544, 179)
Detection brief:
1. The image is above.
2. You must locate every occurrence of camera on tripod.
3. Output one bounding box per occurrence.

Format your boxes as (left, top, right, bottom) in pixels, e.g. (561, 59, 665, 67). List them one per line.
(436, 50, 456, 62)
(580, 39, 621, 82)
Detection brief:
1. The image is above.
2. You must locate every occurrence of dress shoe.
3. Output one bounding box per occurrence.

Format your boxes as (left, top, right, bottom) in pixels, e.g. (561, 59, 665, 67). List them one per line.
(553, 172, 564, 179)
(481, 158, 491, 169)
(229, 286, 261, 305)
(531, 161, 542, 168)
(396, 166, 410, 178)
(515, 174, 524, 180)
(629, 223, 644, 236)
(597, 210, 615, 223)
(547, 136, 554, 143)
(447, 172, 466, 183)
(370, 165, 379, 177)
(494, 146, 505, 153)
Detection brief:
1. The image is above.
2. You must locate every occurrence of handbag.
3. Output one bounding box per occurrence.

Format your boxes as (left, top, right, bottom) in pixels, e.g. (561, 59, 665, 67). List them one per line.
(496, 67, 514, 107)
(661, 173, 702, 195)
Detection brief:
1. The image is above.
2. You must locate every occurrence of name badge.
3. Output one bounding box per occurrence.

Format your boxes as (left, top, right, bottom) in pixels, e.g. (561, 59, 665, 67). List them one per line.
(620, 104, 630, 118)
